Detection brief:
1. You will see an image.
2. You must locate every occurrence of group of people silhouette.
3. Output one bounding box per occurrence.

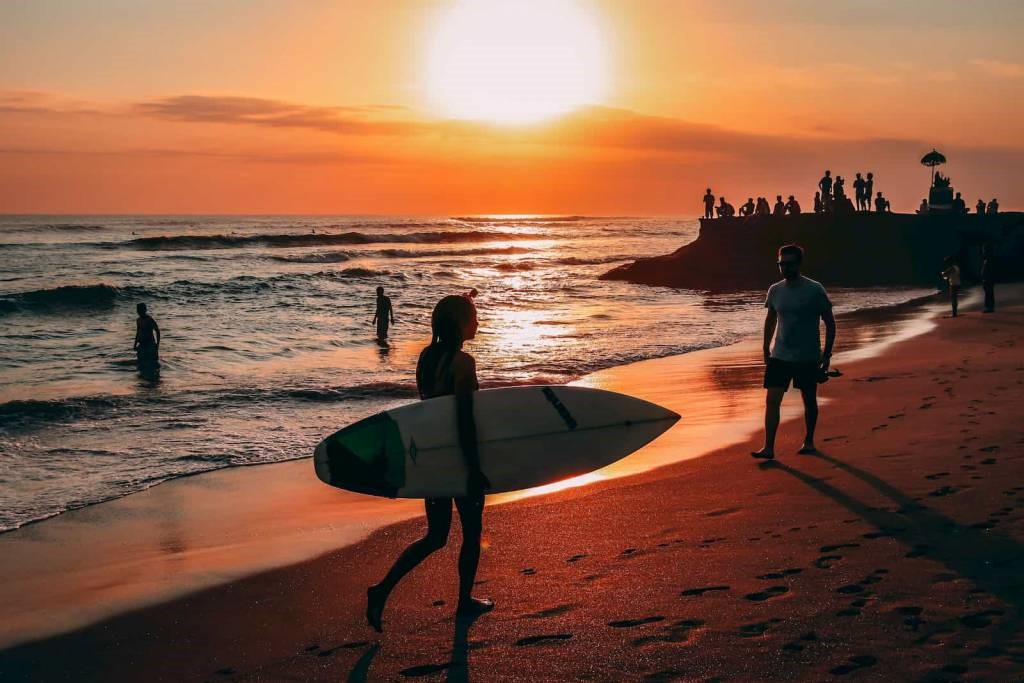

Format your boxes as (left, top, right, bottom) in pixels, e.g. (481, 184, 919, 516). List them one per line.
(703, 190, 800, 219)
(815, 170, 888, 214)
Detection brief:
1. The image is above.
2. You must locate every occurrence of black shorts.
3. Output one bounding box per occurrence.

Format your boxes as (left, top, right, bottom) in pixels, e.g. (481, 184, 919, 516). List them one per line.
(764, 358, 818, 391)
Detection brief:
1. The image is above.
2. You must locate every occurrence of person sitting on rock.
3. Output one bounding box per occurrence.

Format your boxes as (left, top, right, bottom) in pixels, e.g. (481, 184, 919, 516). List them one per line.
(773, 195, 786, 216)
(813, 191, 823, 214)
(976, 199, 986, 215)
(987, 198, 999, 214)
(874, 191, 889, 213)
(917, 198, 928, 214)
(833, 175, 846, 200)
(740, 197, 756, 216)
(717, 197, 735, 218)
(951, 192, 967, 215)
(755, 197, 771, 216)
(785, 195, 801, 215)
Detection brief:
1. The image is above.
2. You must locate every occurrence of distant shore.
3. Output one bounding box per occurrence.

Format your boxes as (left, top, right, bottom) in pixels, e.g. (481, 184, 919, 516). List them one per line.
(4, 286, 1022, 680)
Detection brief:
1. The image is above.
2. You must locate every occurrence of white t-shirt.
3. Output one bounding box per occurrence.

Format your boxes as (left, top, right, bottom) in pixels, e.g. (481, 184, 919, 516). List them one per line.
(765, 276, 833, 363)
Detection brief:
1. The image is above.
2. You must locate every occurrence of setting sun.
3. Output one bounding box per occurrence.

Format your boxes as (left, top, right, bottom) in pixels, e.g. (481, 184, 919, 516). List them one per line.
(423, 0, 608, 124)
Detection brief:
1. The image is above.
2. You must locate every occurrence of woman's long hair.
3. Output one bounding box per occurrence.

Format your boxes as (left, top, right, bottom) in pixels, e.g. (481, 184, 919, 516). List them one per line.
(417, 294, 476, 397)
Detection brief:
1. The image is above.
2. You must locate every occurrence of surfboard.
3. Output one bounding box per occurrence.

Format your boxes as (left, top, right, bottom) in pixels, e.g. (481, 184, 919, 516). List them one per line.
(313, 385, 680, 498)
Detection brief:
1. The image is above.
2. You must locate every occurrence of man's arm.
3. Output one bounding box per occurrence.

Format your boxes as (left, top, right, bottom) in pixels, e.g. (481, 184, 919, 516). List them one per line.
(134, 319, 141, 350)
(762, 309, 777, 364)
(153, 319, 160, 347)
(821, 308, 836, 369)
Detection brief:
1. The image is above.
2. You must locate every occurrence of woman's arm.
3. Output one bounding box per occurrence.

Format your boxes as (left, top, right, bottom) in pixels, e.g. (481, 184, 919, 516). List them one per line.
(451, 353, 488, 492)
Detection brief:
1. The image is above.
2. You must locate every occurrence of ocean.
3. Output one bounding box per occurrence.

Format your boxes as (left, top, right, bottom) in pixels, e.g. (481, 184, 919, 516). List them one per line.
(0, 215, 931, 531)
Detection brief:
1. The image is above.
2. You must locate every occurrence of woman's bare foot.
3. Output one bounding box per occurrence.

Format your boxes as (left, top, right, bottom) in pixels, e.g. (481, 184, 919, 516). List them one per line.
(456, 596, 494, 617)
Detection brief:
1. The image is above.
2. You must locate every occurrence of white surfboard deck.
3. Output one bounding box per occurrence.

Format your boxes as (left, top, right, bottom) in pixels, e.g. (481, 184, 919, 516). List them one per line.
(314, 385, 680, 498)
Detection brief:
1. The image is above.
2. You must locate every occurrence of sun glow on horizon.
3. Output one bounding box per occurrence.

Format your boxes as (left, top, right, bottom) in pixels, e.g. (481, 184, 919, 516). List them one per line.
(423, 0, 608, 125)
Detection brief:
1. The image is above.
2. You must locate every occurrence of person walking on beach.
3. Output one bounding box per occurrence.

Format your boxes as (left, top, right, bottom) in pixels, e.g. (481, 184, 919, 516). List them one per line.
(981, 243, 996, 313)
(752, 244, 836, 460)
(133, 302, 161, 377)
(941, 256, 961, 318)
(703, 188, 716, 219)
(366, 293, 493, 632)
(372, 286, 395, 339)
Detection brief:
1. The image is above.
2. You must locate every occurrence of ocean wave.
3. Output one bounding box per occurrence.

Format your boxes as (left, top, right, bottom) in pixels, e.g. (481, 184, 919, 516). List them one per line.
(111, 230, 535, 251)
(450, 215, 597, 223)
(0, 283, 133, 314)
(269, 251, 354, 264)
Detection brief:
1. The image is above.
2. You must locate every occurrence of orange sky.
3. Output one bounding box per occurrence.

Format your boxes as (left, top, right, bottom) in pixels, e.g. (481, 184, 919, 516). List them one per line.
(1, 0, 1022, 214)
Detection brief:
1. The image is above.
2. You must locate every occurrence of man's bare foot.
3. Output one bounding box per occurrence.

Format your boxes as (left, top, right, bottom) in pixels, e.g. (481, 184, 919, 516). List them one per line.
(750, 448, 775, 460)
(797, 444, 819, 455)
(456, 596, 494, 617)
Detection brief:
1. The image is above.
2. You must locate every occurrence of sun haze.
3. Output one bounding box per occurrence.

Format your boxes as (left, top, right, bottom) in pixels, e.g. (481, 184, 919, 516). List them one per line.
(423, 0, 608, 124)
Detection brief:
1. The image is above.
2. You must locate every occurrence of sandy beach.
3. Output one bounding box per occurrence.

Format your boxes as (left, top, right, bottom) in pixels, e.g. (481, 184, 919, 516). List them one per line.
(1, 286, 1021, 681)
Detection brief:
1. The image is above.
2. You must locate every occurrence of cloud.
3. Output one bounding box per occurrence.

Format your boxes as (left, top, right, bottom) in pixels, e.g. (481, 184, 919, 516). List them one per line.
(134, 95, 425, 136)
(971, 58, 1024, 79)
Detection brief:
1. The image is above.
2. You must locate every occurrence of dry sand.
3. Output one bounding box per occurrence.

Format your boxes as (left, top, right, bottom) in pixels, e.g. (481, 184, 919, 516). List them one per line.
(2, 291, 1022, 681)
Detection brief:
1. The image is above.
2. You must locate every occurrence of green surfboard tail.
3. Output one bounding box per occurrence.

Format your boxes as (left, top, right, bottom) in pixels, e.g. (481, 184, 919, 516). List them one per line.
(322, 412, 406, 497)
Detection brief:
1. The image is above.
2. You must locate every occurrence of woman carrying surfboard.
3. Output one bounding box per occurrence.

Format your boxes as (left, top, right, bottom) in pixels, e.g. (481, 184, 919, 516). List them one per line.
(366, 292, 493, 631)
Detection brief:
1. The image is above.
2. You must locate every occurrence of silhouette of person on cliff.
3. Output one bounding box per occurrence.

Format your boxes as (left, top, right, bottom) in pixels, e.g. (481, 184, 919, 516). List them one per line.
(818, 170, 832, 199)
(981, 242, 996, 313)
(941, 256, 961, 318)
(366, 293, 493, 633)
(874, 191, 889, 213)
(372, 286, 395, 339)
(917, 199, 929, 214)
(813, 191, 823, 214)
(740, 198, 756, 217)
(751, 244, 836, 460)
(976, 199, 986, 215)
(987, 198, 999, 214)
(703, 189, 716, 219)
(755, 197, 771, 217)
(717, 197, 735, 218)
(785, 195, 801, 215)
(833, 175, 846, 200)
(853, 173, 867, 211)
(773, 195, 786, 216)
(134, 302, 161, 379)
(951, 192, 967, 215)
(865, 173, 874, 205)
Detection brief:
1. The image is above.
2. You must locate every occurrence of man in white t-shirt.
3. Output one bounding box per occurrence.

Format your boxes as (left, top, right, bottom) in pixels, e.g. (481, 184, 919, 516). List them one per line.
(751, 244, 837, 460)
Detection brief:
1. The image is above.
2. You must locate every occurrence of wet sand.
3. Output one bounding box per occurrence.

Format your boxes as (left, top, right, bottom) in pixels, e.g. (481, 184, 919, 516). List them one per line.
(3, 288, 1023, 680)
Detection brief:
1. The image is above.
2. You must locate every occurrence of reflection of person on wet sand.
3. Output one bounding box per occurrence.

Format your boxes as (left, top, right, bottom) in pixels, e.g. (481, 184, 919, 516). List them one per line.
(371, 286, 395, 339)
(752, 244, 836, 461)
(133, 302, 161, 377)
(366, 293, 493, 632)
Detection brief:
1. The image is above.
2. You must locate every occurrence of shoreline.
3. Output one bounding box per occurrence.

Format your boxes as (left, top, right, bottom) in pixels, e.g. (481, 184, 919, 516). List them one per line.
(3, 287, 1021, 680)
(0, 287, 949, 650)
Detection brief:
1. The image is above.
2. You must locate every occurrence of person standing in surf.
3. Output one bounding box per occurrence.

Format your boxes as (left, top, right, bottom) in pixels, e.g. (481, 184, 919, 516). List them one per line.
(366, 292, 493, 631)
(372, 286, 395, 339)
(133, 302, 161, 378)
(752, 244, 836, 460)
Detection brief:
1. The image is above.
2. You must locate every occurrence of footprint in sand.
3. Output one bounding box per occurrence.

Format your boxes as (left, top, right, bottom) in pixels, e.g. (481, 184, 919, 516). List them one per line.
(837, 584, 865, 594)
(400, 663, 452, 677)
(706, 507, 742, 517)
(814, 555, 842, 569)
(872, 423, 888, 431)
(862, 529, 901, 540)
(981, 458, 997, 465)
(566, 553, 588, 563)
(737, 618, 782, 638)
(929, 486, 959, 497)
(632, 619, 706, 647)
(830, 655, 878, 676)
(782, 632, 819, 652)
(515, 633, 573, 646)
(316, 641, 371, 658)
(214, 668, 237, 676)
(608, 616, 665, 628)
(620, 548, 639, 557)
(925, 472, 950, 480)
(642, 668, 689, 682)
(680, 585, 730, 597)
(836, 608, 861, 617)
(820, 543, 860, 553)
(756, 568, 803, 580)
(959, 610, 1004, 629)
(744, 585, 789, 602)
(527, 604, 578, 619)
(522, 568, 537, 576)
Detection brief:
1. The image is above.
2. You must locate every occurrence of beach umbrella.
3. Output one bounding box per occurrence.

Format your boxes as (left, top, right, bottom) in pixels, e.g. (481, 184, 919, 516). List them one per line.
(921, 149, 946, 186)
